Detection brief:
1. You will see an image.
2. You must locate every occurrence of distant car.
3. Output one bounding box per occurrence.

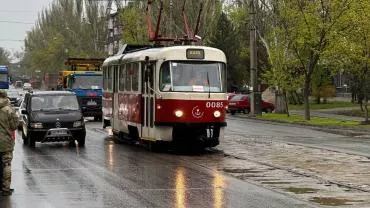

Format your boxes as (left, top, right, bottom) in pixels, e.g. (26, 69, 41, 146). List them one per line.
(228, 94, 275, 115)
(7, 90, 22, 107)
(16, 99, 25, 130)
(21, 91, 86, 147)
(23, 83, 32, 91)
(15, 81, 23, 89)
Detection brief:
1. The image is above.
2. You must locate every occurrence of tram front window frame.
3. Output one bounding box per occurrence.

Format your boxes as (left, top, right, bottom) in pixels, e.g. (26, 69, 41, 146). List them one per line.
(159, 61, 226, 93)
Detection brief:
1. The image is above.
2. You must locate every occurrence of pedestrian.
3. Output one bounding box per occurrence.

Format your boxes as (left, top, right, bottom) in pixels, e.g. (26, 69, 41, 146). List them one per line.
(0, 90, 18, 196)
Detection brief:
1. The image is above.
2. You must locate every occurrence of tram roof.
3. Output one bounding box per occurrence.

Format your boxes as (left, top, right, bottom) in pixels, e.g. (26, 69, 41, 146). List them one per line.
(102, 45, 226, 66)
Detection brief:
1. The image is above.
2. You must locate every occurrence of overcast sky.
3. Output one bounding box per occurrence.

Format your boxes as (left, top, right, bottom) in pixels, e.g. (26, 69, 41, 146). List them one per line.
(0, 0, 53, 55)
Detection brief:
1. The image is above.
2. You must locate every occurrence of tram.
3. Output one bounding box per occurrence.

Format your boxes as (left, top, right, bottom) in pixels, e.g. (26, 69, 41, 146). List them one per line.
(102, 45, 227, 149)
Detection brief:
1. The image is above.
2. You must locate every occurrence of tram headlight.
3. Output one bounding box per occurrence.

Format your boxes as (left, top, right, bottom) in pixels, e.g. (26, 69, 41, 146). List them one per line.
(174, 110, 184, 118)
(213, 110, 221, 118)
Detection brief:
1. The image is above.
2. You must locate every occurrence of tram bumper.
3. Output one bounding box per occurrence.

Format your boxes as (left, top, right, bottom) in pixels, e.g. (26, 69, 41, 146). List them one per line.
(156, 122, 227, 148)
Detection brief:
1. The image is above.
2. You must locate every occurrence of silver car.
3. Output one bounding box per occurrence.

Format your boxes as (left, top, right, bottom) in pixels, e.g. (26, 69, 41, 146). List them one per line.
(15, 98, 25, 130)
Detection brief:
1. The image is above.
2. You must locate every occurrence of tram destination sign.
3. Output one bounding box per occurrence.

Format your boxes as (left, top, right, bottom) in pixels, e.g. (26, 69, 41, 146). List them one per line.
(186, 49, 204, 59)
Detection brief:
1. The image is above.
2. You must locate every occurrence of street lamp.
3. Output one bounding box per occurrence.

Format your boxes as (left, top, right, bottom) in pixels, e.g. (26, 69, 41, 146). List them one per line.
(65, 27, 81, 51)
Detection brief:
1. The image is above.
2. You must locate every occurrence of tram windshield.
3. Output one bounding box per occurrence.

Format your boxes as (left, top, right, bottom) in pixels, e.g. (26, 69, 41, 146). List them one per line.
(160, 61, 226, 92)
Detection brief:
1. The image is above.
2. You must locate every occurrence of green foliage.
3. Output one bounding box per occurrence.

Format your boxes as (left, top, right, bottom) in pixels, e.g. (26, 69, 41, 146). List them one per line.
(23, 0, 107, 75)
(264, 0, 353, 120)
(0, 47, 10, 65)
(120, 3, 148, 44)
(207, 12, 247, 89)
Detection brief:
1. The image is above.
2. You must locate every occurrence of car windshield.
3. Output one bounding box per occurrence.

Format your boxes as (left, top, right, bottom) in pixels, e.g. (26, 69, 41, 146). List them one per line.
(31, 95, 79, 111)
(7, 91, 20, 97)
(72, 75, 102, 89)
(0, 74, 8, 82)
(159, 61, 226, 92)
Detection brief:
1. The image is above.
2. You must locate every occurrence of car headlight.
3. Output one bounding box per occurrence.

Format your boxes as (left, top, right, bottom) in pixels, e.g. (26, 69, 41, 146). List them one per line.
(30, 123, 43, 128)
(214, 110, 221, 118)
(174, 110, 184, 118)
(73, 120, 83, 127)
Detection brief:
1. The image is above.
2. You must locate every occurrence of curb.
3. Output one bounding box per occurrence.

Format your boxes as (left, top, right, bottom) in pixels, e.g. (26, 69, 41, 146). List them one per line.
(231, 114, 370, 137)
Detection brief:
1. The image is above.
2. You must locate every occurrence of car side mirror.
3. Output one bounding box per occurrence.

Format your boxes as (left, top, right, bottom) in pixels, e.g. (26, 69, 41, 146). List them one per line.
(21, 109, 27, 114)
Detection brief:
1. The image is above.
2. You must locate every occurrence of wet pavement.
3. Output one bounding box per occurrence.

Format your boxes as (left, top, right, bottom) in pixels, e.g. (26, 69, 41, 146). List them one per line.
(220, 116, 370, 207)
(0, 122, 315, 208)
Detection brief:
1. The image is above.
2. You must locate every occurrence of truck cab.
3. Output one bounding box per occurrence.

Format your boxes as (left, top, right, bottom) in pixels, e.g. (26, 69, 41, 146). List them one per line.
(64, 71, 103, 121)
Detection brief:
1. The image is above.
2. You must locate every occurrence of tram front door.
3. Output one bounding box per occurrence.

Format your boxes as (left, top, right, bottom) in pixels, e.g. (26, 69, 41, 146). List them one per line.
(141, 63, 156, 140)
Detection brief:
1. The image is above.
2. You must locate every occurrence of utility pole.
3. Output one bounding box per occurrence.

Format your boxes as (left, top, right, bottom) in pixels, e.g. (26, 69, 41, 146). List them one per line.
(249, 0, 261, 116)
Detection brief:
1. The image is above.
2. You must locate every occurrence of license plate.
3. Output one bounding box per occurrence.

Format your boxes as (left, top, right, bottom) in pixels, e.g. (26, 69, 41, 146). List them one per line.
(87, 100, 97, 106)
(50, 130, 67, 135)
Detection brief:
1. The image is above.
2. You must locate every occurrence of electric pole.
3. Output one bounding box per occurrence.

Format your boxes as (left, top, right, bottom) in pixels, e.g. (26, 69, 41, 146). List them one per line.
(249, 0, 261, 116)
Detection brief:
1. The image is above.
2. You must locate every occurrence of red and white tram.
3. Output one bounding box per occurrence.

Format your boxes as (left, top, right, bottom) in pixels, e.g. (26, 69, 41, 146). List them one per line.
(102, 45, 227, 149)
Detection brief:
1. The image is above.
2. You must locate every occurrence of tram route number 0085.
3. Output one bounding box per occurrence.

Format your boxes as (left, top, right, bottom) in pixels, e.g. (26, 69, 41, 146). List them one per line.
(206, 102, 223, 108)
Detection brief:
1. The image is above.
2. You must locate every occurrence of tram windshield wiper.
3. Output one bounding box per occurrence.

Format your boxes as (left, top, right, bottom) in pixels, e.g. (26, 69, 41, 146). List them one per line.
(207, 72, 210, 98)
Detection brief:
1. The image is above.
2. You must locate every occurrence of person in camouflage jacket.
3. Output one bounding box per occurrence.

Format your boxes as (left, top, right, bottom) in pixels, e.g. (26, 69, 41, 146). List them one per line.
(0, 90, 18, 196)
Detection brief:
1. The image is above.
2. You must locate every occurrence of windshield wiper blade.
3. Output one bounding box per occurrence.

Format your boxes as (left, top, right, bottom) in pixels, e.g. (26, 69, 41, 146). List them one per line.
(207, 72, 211, 98)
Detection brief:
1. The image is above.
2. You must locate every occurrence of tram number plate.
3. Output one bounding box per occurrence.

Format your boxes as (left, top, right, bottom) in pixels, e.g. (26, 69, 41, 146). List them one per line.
(87, 100, 97, 106)
(50, 129, 67, 135)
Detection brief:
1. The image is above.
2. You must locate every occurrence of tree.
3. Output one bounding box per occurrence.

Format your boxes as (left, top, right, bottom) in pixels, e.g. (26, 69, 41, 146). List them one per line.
(268, 0, 352, 120)
(0, 47, 10, 65)
(23, 0, 107, 75)
(207, 12, 245, 89)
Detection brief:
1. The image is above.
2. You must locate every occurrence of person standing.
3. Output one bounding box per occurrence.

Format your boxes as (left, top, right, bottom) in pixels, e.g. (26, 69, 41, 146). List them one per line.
(0, 90, 18, 196)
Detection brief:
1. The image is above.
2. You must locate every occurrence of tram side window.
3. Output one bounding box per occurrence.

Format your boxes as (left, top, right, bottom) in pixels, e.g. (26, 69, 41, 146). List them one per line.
(125, 64, 132, 91)
(132, 63, 139, 91)
(108, 66, 113, 91)
(119, 64, 126, 91)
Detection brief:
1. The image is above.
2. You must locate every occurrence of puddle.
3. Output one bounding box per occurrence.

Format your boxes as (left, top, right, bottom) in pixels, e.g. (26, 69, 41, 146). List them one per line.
(262, 181, 292, 185)
(222, 168, 266, 174)
(235, 174, 266, 180)
(310, 197, 364, 206)
(285, 187, 319, 194)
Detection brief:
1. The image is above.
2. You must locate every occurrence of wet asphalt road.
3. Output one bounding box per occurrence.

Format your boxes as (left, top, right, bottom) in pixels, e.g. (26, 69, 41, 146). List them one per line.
(1, 121, 315, 208)
(227, 116, 370, 158)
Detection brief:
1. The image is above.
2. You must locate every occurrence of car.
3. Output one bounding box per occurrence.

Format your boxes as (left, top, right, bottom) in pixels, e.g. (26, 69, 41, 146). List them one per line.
(228, 94, 275, 115)
(7, 90, 22, 107)
(21, 91, 86, 147)
(14, 81, 23, 89)
(16, 98, 25, 130)
(23, 82, 32, 91)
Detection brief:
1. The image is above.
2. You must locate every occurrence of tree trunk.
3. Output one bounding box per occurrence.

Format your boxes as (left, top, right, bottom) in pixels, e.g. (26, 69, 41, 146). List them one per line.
(304, 75, 311, 120)
(275, 90, 288, 114)
(365, 103, 368, 122)
(316, 96, 320, 104)
(284, 91, 290, 117)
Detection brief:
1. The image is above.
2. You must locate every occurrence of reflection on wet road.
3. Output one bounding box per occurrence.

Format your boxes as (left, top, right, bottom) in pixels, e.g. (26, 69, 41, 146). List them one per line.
(0, 122, 315, 208)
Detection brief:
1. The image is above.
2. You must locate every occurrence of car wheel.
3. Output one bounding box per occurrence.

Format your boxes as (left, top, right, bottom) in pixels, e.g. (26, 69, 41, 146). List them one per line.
(103, 119, 110, 129)
(244, 109, 250, 114)
(28, 133, 35, 148)
(21, 128, 27, 145)
(77, 137, 85, 147)
(94, 116, 101, 122)
(265, 108, 273, 113)
(231, 110, 236, 115)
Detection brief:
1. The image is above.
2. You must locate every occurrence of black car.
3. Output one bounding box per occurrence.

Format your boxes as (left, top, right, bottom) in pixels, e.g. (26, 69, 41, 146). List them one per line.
(21, 91, 86, 147)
